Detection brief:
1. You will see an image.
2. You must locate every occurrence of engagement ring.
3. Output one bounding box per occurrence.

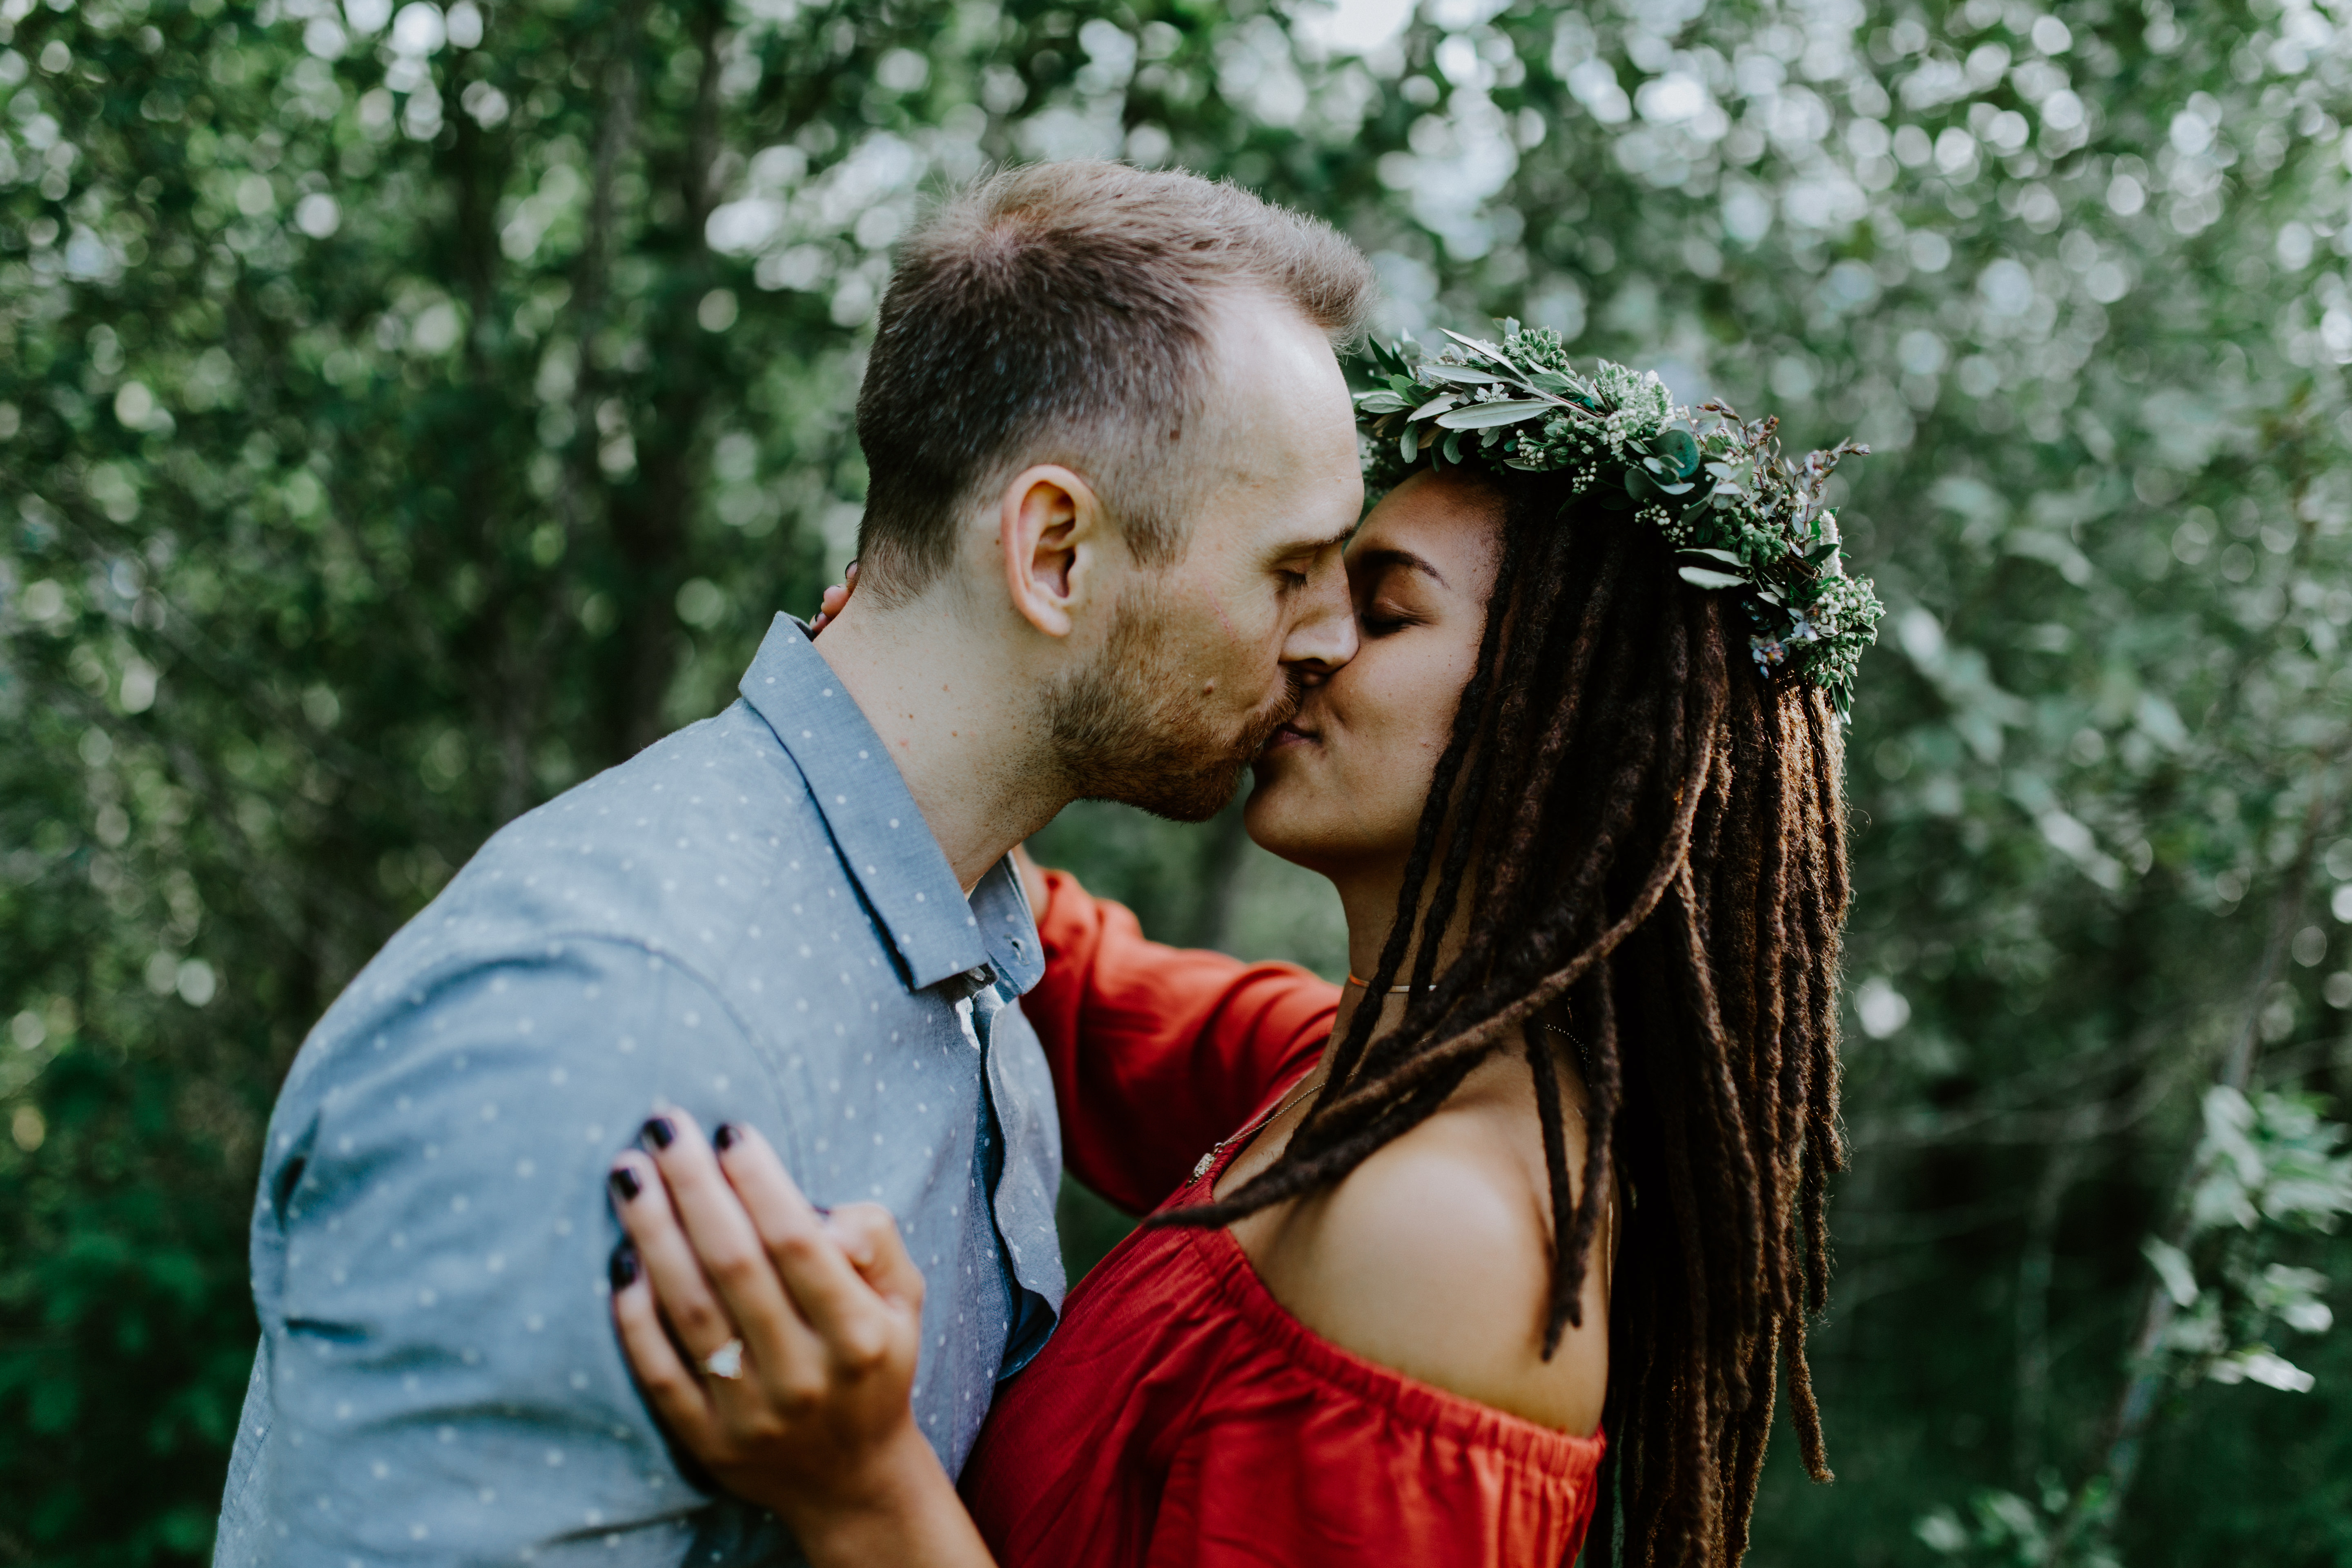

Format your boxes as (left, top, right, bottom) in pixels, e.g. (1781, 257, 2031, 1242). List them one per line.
(701, 1338, 745, 1380)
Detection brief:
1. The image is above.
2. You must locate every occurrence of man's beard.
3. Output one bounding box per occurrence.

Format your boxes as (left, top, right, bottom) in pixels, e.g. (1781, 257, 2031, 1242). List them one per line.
(1045, 586, 1299, 823)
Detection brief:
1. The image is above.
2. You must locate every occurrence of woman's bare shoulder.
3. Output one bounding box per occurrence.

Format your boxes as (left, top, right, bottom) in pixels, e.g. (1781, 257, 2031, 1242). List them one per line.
(1243, 1085, 1611, 1436)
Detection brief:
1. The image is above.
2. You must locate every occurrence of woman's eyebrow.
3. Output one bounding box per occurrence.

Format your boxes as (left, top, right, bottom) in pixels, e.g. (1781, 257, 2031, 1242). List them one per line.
(1352, 545, 1450, 589)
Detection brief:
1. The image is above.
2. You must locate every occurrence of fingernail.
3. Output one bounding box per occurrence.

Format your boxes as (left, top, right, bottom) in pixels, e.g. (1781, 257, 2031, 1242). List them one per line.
(713, 1122, 739, 1152)
(641, 1116, 674, 1150)
(609, 1243, 639, 1290)
(609, 1165, 642, 1202)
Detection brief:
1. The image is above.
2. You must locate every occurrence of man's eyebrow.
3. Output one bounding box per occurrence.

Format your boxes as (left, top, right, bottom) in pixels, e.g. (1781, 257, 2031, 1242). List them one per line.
(1274, 525, 1358, 560)
(1352, 545, 1450, 589)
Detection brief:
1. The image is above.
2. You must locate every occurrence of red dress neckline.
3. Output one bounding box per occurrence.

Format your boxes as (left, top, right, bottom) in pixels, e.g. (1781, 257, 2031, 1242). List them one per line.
(966, 868, 1606, 1566)
(1183, 1085, 1607, 1469)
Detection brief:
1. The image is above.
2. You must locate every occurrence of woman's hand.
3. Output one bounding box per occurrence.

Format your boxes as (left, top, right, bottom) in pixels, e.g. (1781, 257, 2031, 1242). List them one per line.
(1010, 843, 1051, 917)
(607, 1114, 991, 1564)
(807, 560, 858, 635)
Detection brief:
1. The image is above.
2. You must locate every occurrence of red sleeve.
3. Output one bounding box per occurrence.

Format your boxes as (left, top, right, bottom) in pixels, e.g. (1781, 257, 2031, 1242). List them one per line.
(1022, 867, 1339, 1215)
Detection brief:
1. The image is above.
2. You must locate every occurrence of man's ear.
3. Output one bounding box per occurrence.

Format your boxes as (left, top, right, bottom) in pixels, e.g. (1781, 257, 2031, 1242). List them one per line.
(998, 464, 1107, 639)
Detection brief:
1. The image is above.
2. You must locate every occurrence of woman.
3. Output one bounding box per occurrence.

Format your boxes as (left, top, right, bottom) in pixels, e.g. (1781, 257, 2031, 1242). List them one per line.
(603, 327, 1881, 1567)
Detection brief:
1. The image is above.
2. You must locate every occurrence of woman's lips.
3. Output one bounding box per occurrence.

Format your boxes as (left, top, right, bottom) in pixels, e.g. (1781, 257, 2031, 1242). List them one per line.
(1263, 722, 1318, 753)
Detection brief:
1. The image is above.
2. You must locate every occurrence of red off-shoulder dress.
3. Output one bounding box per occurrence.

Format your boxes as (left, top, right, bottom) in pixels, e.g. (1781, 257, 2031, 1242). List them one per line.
(958, 869, 1606, 1567)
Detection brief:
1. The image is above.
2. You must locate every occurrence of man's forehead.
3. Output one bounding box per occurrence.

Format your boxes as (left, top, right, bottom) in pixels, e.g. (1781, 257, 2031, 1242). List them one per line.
(1201, 290, 1348, 393)
(1202, 351, 1359, 479)
(1180, 291, 1359, 530)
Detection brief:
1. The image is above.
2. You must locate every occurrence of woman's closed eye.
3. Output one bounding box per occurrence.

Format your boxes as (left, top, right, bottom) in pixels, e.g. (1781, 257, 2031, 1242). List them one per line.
(1360, 600, 1423, 637)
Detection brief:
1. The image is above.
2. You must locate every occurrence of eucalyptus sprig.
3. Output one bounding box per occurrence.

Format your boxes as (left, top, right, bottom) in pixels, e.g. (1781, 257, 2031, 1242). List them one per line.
(1356, 321, 1885, 721)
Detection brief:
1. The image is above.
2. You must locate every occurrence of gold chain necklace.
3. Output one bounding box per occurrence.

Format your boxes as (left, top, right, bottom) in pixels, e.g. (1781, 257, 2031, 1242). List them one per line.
(1184, 975, 1400, 1183)
(1189, 987, 1590, 1189)
(1190, 975, 1400, 1185)
(1190, 1073, 1323, 1185)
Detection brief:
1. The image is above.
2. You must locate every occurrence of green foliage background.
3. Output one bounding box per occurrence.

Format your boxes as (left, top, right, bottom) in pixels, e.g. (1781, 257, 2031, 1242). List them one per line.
(4, 0, 2352, 1560)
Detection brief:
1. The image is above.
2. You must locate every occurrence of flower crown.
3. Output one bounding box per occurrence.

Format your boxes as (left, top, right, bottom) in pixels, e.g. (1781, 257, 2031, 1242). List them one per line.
(1356, 322, 1884, 722)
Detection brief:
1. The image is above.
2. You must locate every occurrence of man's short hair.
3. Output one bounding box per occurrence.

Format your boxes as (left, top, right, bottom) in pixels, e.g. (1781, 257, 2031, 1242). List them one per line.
(852, 161, 1376, 599)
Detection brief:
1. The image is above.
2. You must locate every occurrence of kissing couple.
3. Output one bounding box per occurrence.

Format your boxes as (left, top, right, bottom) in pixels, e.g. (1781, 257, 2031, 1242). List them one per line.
(215, 160, 1878, 1568)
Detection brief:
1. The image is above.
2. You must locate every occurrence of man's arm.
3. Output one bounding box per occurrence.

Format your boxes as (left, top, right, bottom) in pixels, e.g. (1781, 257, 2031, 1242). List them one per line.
(225, 940, 797, 1566)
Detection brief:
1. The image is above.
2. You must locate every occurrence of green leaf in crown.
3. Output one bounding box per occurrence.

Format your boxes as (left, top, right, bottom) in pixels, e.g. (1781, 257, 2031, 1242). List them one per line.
(1355, 321, 1886, 723)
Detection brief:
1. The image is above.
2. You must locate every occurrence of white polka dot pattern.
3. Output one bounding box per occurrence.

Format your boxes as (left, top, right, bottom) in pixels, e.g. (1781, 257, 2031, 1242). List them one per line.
(214, 615, 1061, 1568)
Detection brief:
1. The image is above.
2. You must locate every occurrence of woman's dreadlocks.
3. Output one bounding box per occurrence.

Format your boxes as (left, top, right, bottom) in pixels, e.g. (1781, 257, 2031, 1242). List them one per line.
(1156, 470, 1851, 1568)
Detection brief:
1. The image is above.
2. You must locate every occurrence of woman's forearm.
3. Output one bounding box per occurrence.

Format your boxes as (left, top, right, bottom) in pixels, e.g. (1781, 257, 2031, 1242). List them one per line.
(606, 1121, 997, 1568)
(782, 1422, 999, 1568)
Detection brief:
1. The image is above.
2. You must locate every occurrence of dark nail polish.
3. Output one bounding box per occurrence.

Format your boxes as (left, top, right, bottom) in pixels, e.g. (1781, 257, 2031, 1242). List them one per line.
(609, 1243, 639, 1290)
(609, 1165, 642, 1202)
(641, 1116, 674, 1150)
(713, 1122, 739, 1152)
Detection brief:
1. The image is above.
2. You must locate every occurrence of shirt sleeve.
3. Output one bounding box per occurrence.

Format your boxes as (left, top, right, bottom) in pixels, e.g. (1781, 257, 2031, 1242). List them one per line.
(223, 939, 799, 1567)
(1020, 868, 1339, 1215)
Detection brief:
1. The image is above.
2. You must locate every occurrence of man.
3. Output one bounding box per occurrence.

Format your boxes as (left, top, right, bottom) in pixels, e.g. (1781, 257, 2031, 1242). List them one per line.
(212, 161, 1371, 1565)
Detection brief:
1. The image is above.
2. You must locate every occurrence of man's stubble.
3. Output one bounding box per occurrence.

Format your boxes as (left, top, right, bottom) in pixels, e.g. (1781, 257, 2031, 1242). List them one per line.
(1045, 581, 1299, 823)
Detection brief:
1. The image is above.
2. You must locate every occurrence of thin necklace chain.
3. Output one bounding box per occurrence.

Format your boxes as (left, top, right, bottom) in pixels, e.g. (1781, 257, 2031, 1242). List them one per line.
(1191, 1072, 1323, 1184)
(1198, 989, 1594, 1190)
(1195, 976, 1398, 1185)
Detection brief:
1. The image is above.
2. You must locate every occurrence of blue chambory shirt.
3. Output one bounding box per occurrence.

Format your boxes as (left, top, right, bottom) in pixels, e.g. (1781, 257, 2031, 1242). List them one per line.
(212, 615, 1065, 1565)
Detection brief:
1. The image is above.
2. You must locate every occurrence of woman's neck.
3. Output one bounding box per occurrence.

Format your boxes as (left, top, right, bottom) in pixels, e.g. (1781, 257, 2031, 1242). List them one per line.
(1326, 858, 1469, 1045)
(1332, 862, 1407, 988)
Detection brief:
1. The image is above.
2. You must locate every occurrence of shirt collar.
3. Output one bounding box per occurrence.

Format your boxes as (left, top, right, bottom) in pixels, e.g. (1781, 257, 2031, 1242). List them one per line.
(739, 615, 1043, 996)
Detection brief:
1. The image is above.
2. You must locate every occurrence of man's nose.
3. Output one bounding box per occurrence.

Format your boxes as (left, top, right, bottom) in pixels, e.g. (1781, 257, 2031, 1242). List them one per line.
(1281, 563, 1358, 675)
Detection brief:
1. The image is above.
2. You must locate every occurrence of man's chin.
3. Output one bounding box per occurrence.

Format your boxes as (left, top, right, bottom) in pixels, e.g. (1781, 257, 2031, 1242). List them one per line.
(1104, 753, 1249, 824)
(1049, 635, 1296, 823)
